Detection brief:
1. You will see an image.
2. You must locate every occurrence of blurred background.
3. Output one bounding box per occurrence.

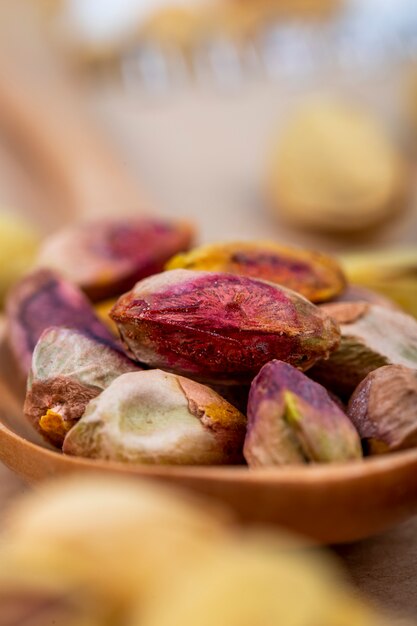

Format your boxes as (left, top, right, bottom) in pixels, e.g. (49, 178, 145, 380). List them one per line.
(0, 0, 417, 251)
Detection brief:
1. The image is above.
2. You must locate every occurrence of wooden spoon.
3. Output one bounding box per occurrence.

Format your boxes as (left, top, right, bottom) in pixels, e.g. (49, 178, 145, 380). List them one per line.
(1, 1, 417, 545)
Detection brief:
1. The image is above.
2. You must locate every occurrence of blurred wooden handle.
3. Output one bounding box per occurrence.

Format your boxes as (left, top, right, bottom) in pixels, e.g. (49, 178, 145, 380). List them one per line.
(0, 2, 148, 219)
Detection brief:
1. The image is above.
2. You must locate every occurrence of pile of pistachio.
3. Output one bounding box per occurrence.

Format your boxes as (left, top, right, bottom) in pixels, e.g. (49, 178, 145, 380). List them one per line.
(6, 217, 417, 466)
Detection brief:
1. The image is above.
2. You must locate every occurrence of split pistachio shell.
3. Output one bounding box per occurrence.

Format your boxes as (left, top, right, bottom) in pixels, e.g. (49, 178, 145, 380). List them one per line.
(244, 360, 361, 467)
(24, 327, 139, 447)
(63, 370, 246, 465)
(37, 217, 194, 301)
(267, 98, 407, 233)
(110, 269, 340, 384)
(6, 269, 117, 375)
(348, 365, 417, 454)
(166, 241, 346, 303)
(310, 302, 417, 398)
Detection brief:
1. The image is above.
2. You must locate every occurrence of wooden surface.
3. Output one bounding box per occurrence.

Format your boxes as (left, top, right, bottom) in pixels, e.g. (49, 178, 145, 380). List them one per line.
(1, 75, 417, 618)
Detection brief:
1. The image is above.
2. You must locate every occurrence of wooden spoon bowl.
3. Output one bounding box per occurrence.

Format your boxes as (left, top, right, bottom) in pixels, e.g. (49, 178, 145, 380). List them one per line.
(1, 327, 417, 544)
(1, 4, 417, 545)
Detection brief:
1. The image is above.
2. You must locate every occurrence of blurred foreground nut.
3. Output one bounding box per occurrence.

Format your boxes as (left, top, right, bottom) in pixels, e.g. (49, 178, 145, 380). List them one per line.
(348, 365, 417, 454)
(167, 241, 346, 303)
(24, 327, 139, 447)
(37, 217, 194, 301)
(244, 360, 361, 467)
(137, 536, 390, 626)
(110, 269, 340, 384)
(63, 370, 246, 464)
(267, 98, 407, 233)
(310, 302, 417, 399)
(6, 269, 117, 375)
(2, 475, 227, 609)
(0, 211, 39, 306)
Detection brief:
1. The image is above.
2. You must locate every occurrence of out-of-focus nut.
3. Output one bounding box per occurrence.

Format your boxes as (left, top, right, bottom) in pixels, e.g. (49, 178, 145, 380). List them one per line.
(348, 365, 417, 454)
(244, 360, 361, 467)
(0, 211, 39, 306)
(110, 269, 340, 384)
(267, 98, 407, 233)
(63, 369, 246, 465)
(37, 217, 194, 301)
(167, 241, 346, 303)
(310, 302, 417, 399)
(2, 475, 227, 608)
(341, 249, 417, 318)
(24, 327, 139, 447)
(137, 535, 389, 626)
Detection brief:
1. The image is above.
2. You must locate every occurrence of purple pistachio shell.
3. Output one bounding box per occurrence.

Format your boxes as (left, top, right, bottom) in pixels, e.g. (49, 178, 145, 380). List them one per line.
(6, 269, 118, 375)
(244, 360, 362, 466)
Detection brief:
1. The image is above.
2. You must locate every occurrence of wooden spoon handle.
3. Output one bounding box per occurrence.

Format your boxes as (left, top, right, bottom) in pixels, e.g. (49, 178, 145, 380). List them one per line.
(0, 2, 148, 220)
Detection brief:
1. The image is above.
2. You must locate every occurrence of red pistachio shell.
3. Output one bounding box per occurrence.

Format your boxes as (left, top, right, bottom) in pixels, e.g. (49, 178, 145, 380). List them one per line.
(110, 269, 340, 384)
(37, 218, 195, 301)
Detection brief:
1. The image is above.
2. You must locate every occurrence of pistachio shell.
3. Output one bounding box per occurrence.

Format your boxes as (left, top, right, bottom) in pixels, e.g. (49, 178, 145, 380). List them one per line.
(6, 269, 118, 376)
(63, 370, 246, 465)
(167, 241, 346, 303)
(244, 360, 362, 467)
(37, 218, 194, 301)
(110, 269, 340, 384)
(24, 327, 139, 447)
(310, 302, 417, 398)
(348, 365, 417, 454)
